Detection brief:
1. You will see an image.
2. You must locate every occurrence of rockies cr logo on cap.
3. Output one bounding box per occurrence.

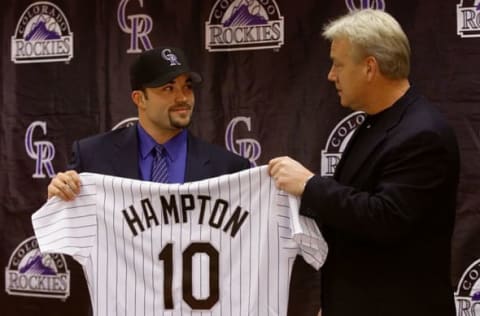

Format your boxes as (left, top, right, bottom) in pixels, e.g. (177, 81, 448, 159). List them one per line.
(161, 49, 181, 66)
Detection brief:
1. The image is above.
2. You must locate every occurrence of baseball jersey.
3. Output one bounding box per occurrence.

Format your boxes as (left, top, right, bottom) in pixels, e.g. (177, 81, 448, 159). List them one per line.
(32, 165, 327, 316)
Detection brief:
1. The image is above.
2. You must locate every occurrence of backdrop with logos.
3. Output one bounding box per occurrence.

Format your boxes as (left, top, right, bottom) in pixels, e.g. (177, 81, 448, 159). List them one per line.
(1, 0, 480, 315)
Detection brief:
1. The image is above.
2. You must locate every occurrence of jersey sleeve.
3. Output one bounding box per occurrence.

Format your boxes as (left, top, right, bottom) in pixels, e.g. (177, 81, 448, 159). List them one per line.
(31, 173, 98, 265)
(288, 195, 328, 270)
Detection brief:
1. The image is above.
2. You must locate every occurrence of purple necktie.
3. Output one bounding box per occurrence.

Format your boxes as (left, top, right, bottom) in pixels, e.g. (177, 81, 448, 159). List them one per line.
(151, 145, 168, 183)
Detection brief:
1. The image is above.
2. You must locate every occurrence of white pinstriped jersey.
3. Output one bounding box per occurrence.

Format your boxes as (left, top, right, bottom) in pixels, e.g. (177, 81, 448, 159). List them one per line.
(32, 166, 327, 316)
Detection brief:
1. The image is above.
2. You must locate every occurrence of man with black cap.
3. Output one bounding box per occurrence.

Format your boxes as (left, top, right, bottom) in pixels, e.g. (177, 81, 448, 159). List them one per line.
(47, 46, 250, 200)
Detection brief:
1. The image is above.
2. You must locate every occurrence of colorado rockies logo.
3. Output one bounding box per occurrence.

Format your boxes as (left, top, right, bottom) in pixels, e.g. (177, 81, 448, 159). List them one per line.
(25, 121, 56, 178)
(117, 0, 153, 53)
(225, 116, 261, 166)
(457, 0, 480, 38)
(11, 1, 74, 64)
(321, 112, 366, 176)
(205, 0, 285, 52)
(161, 48, 181, 66)
(345, 0, 386, 11)
(455, 258, 480, 314)
(5, 236, 70, 299)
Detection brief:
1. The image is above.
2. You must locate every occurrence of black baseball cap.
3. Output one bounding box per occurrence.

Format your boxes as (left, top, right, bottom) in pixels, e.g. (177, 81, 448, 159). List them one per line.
(130, 46, 202, 91)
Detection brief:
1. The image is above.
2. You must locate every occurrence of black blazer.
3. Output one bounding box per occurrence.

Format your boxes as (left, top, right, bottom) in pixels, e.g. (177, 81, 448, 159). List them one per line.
(67, 125, 251, 181)
(301, 88, 459, 316)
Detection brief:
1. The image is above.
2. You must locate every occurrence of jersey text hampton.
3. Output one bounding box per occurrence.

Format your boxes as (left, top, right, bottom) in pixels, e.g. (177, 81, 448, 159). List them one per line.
(122, 194, 249, 237)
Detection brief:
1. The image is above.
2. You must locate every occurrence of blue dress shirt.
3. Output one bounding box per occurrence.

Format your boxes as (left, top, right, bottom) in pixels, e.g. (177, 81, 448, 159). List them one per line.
(137, 124, 187, 183)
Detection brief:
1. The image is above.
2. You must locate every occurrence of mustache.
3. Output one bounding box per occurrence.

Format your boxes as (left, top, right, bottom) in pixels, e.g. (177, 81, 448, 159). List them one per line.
(170, 102, 192, 110)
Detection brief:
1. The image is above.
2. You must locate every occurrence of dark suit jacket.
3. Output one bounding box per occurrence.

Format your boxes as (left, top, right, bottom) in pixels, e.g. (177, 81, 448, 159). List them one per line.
(301, 88, 459, 316)
(67, 125, 250, 180)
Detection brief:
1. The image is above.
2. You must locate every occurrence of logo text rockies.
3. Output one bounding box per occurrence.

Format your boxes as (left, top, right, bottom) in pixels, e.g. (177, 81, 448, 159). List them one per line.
(5, 237, 70, 299)
(122, 195, 250, 237)
(11, 1, 73, 63)
(457, 0, 480, 38)
(205, 0, 284, 52)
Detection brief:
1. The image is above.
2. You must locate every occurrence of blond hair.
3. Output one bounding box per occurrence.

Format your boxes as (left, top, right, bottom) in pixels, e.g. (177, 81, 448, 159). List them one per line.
(323, 9, 410, 79)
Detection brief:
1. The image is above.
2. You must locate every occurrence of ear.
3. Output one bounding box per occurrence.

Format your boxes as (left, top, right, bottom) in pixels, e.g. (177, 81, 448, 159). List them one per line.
(364, 56, 377, 81)
(131, 90, 146, 110)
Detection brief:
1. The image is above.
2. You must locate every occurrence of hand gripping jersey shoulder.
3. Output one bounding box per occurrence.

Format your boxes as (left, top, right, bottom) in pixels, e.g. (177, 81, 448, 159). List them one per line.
(32, 165, 327, 316)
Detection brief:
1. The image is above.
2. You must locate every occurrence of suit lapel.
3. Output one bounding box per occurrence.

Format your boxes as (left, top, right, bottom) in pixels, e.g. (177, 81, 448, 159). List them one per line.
(185, 132, 210, 182)
(110, 126, 141, 179)
(337, 122, 387, 184)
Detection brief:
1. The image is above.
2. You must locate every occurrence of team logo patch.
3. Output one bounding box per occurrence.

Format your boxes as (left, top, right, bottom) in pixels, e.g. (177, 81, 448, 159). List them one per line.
(5, 236, 70, 299)
(457, 0, 480, 38)
(11, 1, 74, 64)
(225, 116, 261, 166)
(321, 112, 366, 176)
(161, 49, 181, 66)
(205, 0, 284, 52)
(455, 258, 480, 314)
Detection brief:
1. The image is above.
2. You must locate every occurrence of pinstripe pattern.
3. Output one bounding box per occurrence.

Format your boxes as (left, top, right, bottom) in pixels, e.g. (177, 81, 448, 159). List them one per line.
(32, 166, 328, 316)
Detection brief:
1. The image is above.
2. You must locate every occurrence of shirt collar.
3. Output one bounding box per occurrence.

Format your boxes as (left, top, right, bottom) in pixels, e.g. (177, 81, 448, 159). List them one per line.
(137, 123, 188, 161)
(364, 86, 414, 127)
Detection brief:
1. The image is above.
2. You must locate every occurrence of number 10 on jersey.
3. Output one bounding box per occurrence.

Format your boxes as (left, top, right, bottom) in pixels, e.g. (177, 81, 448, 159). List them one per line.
(159, 242, 219, 310)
